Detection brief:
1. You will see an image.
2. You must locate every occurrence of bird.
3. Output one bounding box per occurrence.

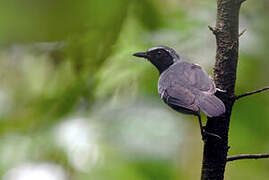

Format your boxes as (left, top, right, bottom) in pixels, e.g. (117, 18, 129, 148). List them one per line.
(133, 46, 225, 140)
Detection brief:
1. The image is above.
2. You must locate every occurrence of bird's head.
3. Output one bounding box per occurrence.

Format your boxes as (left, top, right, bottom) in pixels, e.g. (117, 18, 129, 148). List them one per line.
(133, 46, 180, 74)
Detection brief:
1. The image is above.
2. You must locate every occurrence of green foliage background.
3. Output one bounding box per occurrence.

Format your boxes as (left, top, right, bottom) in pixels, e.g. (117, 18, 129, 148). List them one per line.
(0, 0, 268, 179)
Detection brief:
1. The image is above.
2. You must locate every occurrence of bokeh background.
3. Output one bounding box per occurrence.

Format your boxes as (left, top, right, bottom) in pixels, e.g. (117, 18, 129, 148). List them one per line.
(0, 0, 268, 179)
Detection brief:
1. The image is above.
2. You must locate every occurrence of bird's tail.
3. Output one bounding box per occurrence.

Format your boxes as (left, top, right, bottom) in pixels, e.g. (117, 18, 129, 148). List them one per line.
(196, 93, 226, 117)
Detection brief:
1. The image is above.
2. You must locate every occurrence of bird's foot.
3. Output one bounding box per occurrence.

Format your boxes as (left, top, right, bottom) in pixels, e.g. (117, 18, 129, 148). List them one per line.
(201, 128, 222, 141)
(216, 88, 226, 92)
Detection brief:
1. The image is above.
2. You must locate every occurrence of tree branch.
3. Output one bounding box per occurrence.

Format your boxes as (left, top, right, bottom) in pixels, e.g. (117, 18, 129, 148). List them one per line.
(239, 0, 247, 4)
(239, 29, 247, 38)
(227, 154, 269, 162)
(208, 25, 217, 35)
(235, 86, 269, 100)
(201, 0, 267, 179)
(201, 0, 242, 179)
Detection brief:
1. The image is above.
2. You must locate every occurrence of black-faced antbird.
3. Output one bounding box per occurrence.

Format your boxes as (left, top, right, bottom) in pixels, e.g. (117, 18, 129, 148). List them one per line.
(133, 46, 225, 140)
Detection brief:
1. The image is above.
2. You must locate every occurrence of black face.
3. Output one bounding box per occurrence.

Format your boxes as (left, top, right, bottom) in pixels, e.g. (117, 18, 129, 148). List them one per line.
(133, 47, 175, 74)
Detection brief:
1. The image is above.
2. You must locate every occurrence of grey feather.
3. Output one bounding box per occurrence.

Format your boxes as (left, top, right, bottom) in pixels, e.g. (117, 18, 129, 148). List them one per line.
(162, 62, 215, 93)
(196, 93, 226, 117)
(158, 60, 225, 116)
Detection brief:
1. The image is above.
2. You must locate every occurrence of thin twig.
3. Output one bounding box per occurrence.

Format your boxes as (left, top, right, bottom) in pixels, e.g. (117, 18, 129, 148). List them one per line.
(227, 154, 269, 162)
(239, 29, 247, 37)
(208, 25, 217, 35)
(235, 86, 269, 100)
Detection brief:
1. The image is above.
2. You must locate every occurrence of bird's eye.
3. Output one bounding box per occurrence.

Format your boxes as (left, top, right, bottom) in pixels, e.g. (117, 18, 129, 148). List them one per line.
(157, 51, 162, 55)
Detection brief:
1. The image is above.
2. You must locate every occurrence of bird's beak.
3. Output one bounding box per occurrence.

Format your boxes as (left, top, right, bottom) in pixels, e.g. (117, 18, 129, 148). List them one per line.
(133, 52, 148, 59)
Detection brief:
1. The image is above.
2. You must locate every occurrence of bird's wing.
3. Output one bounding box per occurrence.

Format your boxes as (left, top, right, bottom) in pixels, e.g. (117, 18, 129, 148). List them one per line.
(169, 62, 216, 93)
(160, 85, 195, 106)
(158, 74, 199, 112)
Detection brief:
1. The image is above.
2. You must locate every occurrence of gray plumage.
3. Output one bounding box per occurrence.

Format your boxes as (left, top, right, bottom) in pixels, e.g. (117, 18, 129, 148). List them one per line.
(133, 46, 225, 118)
(158, 61, 225, 117)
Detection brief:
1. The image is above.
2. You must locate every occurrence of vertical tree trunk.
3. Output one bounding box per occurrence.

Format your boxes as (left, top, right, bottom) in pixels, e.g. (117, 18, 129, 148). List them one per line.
(201, 0, 244, 179)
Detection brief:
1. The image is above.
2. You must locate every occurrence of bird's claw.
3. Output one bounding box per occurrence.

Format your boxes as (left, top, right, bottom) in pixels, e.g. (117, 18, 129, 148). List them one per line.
(201, 128, 222, 141)
(216, 88, 226, 93)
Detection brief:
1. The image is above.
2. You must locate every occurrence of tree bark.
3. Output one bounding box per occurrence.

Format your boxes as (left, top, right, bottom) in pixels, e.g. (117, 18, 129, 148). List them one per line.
(201, 0, 244, 179)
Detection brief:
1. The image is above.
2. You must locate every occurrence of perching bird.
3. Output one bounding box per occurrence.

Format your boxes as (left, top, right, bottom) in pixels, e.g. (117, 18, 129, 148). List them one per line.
(133, 46, 225, 140)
